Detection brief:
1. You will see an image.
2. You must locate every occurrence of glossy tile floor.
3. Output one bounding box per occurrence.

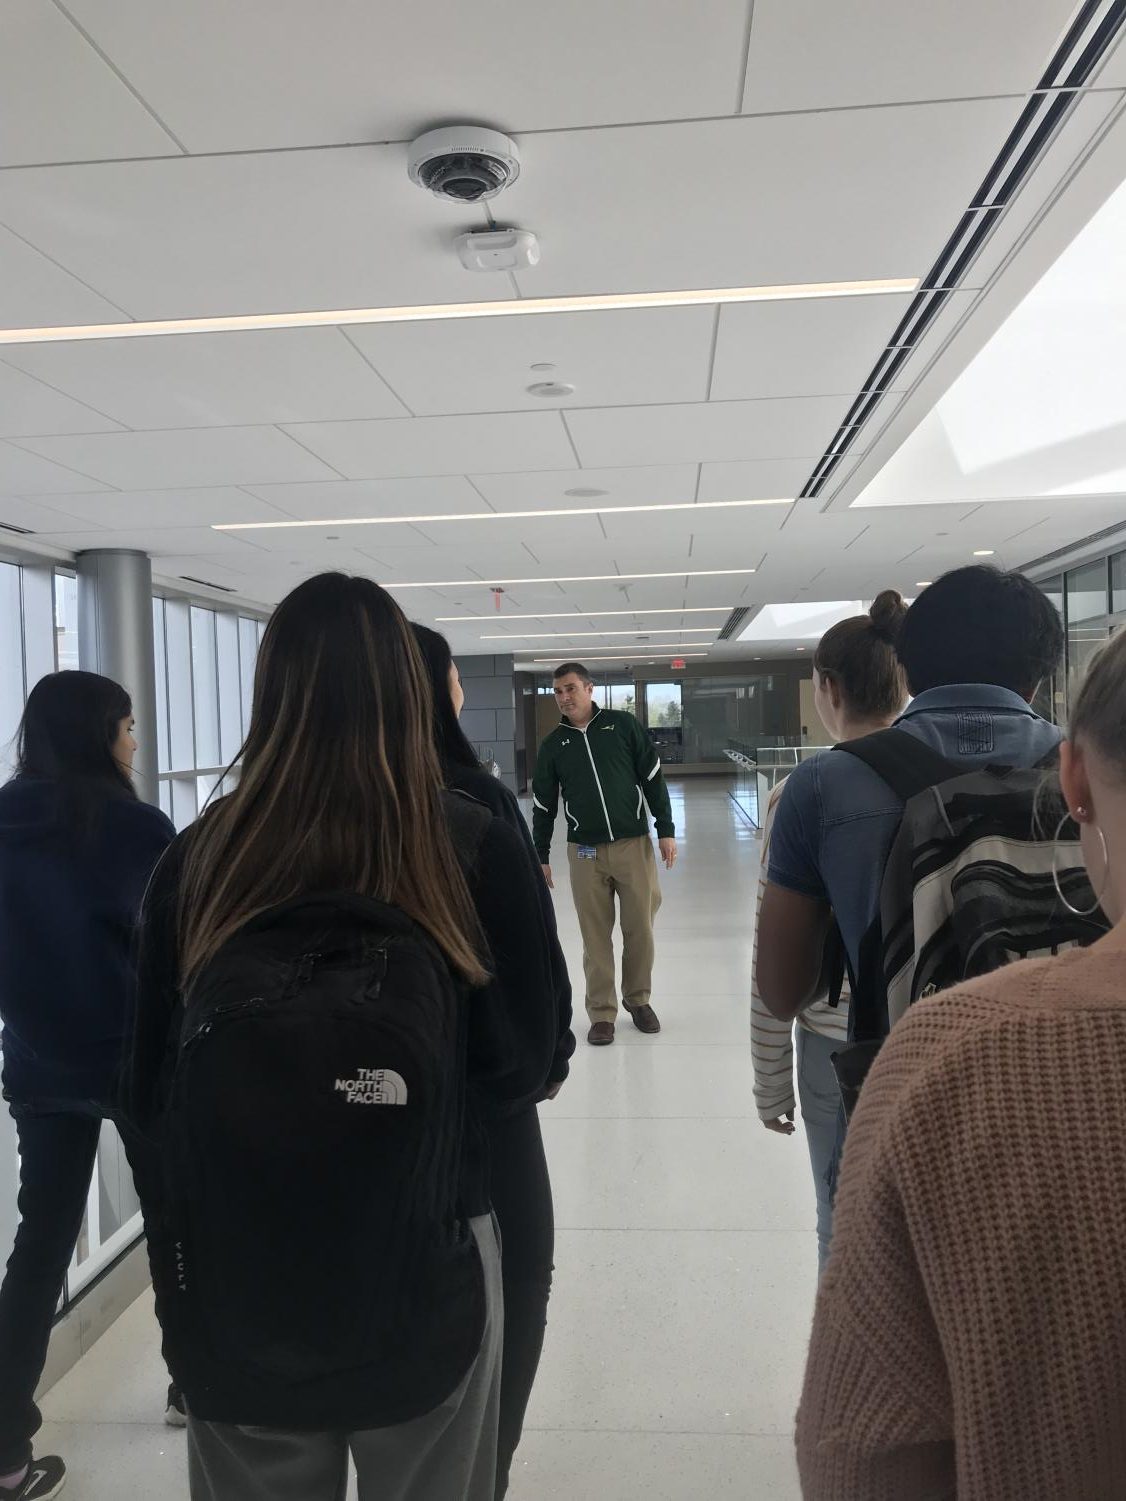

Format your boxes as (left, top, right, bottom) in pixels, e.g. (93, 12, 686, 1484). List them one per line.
(36, 780, 817, 1498)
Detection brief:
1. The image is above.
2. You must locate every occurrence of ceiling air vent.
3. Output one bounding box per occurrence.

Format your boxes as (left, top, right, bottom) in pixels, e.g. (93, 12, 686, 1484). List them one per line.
(718, 606, 751, 641)
(0, 521, 34, 536)
(800, 0, 1126, 503)
(180, 575, 237, 594)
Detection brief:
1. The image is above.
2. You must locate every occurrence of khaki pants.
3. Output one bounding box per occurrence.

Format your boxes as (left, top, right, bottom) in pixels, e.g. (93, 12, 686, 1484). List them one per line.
(567, 836, 662, 1024)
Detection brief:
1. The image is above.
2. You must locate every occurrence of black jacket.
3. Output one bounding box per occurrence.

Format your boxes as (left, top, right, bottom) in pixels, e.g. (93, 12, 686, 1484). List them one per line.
(123, 790, 573, 1214)
(0, 777, 175, 1102)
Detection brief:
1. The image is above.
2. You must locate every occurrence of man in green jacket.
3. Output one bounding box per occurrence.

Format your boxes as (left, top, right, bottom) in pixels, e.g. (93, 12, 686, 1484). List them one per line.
(532, 662, 677, 1045)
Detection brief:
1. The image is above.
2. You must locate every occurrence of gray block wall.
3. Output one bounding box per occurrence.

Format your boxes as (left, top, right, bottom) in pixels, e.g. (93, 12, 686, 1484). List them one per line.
(459, 653, 517, 790)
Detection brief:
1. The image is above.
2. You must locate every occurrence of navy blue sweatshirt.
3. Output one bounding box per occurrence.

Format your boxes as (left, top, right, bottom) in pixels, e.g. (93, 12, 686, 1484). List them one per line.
(0, 777, 175, 1103)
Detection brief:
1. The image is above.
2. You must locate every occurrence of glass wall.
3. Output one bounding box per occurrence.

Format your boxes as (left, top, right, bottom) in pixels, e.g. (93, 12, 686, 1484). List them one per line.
(1036, 551, 1126, 726)
(152, 596, 264, 827)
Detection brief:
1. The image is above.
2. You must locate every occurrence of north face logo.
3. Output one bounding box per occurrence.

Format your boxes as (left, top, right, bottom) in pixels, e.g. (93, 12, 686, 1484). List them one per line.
(334, 1067, 408, 1105)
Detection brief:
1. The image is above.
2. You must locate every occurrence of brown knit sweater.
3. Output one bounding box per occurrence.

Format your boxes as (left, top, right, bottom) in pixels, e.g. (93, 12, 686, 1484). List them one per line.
(796, 940, 1126, 1500)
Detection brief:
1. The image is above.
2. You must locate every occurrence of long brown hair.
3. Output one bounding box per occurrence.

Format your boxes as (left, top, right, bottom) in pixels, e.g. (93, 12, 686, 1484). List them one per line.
(178, 572, 487, 984)
(813, 590, 909, 722)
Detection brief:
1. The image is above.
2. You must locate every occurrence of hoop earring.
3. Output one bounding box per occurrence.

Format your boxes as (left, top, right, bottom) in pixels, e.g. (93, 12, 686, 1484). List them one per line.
(1052, 812, 1110, 917)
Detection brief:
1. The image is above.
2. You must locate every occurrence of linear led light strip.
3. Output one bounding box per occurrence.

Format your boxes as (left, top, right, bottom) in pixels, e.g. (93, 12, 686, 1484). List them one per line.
(518, 641, 717, 655)
(529, 652, 710, 664)
(482, 627, 719, 639)
(437, 606, 733, 621)
(0, 279, 919, 347)
(387, 567, 757, 590)
(215, 497, 791, 531)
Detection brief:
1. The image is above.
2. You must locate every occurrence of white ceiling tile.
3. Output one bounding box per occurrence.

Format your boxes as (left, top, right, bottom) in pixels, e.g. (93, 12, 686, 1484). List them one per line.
(32, 488, 296, 531)
(504, 102, 1025, 297)
(282, 413, 578, 480)
(12, 427, 337, 489)
(0, 494, 111, 534)
(697, 460, 817, 499)
(741, 0, 1075, 113)
(710, 295, 922, 402)
(2, 0, 180, 166)
(471, 466, 701, 510)
(61, 0, 751, 150)
(0, 440, 112, 494)
(0, 225, 127, 330)
(566, 397, 852, 469)
(0, 361, 122, 437)
(345, 307, 716, 415)
(242, 476, 487, 521)
(34, 525, 268, 559)
(0, 148, 516, 322)
(5, 328, 408, 428)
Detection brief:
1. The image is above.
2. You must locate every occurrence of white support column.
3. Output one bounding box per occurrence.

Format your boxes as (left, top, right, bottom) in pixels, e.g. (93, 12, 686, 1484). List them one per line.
(76, 550, 160, 807)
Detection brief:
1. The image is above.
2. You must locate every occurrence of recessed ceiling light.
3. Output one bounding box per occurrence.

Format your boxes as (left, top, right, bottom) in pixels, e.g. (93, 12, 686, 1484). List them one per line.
(530, 362, 556, 372)
(527, 380, 575, 398)
(796, 646, 807, 652)
(482, 627, 718, 639)
(0, 278, 920, 346)
(437, 606, 732, 622)
(973, 550, 995, 557)
(916, 580, 932, 587)
(564, 487, 608, 499)
(215, 498, 791, 532)
(387, 567, 757, 590)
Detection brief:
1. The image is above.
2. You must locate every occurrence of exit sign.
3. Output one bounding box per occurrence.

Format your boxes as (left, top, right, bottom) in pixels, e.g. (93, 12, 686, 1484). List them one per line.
(671, 657, 686, 669)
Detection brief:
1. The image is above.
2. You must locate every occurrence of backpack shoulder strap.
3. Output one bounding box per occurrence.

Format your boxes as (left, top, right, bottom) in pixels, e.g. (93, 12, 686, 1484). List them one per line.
(835, 727, 958, 802)
(444, 788, 493, 870)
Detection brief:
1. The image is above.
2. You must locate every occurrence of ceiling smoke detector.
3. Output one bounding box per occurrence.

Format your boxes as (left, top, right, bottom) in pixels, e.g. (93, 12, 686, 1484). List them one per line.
(527, 380, 574, 398)
(408, 125, 521, 204)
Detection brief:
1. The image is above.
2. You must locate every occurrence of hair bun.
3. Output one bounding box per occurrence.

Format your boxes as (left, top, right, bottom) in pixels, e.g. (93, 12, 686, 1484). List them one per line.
(868, 589, 908, 646)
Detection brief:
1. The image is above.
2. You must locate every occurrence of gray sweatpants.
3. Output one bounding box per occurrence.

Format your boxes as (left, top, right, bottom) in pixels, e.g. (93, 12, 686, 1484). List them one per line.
(186, 1215, 503, 1501)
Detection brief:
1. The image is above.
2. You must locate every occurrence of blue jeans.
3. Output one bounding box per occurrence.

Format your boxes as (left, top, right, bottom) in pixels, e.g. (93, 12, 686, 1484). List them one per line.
(796, 1029, 840, 1276)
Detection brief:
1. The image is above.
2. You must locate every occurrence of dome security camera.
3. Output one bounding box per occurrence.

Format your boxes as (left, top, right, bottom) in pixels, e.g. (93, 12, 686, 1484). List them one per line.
(408, 125, 521, 204)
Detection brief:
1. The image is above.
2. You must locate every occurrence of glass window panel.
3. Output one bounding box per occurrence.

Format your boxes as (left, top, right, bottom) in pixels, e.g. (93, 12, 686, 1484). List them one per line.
(1066, 561, 1111, 717)
(158, 779, 172, 821)
(0, 563, 24, 779)
(165, 600, 194, 772)
(190, 606, 220, 768)
(53, 572, 79, 673)
(20, 567, 54, 689)
(644, 682, 682, 727)
(197, 773, 221, 813)
(152, 599, 171, 773)
(1112, 555, 1126, 617)
(238, 617, 259, 738)
(216, 612, 242, 764)
(1066, 560, 1109, 624)
(170, 777, 198, 831)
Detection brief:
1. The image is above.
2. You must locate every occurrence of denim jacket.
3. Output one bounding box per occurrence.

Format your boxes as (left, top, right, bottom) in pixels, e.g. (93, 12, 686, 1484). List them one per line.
(767, 685, 1061, 976)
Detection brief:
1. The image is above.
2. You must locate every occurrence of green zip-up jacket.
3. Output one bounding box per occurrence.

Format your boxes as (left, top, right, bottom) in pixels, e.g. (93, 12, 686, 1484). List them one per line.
(531, 707, 675, 863)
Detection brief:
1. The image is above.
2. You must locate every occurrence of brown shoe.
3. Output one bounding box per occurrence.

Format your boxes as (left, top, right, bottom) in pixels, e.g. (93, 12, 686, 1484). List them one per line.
(587, 1021, 615, 1046)
(627, 1004, 661, 1034)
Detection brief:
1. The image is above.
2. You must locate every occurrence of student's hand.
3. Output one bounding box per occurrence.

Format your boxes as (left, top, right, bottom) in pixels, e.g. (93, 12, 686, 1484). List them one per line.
(659, 837, 678, 870)
(541, 864, 554, 889)
(763, 1113, 796, 1135)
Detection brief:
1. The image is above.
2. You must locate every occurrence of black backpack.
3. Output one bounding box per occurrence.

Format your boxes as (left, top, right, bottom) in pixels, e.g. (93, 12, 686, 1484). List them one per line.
(830, 729, 1106, 1117)
(153, 800, 491, 1430)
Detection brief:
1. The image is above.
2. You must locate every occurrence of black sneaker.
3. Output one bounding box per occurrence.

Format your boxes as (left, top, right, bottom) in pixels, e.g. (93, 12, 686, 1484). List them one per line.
(4, 1457, 65, 1500)
(165, 1383, 188, 1428)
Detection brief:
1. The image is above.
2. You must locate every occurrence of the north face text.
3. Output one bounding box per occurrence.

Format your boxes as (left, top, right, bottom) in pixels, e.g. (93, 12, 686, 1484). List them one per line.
(333, 1067, 408, 1105)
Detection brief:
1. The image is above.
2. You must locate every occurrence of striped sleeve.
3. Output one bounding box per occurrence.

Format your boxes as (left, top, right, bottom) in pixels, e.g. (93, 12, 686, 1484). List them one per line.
(751, 782, 798, 1121)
